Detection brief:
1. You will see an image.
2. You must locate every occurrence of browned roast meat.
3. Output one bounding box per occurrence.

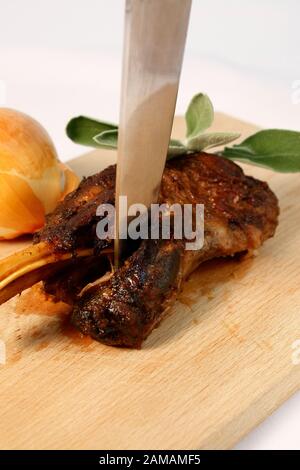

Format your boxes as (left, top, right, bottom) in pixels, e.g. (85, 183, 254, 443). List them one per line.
(73, 238, 184, 348)
(0, 152, 278, 347)
(34, 165, 115, 253)
(35, 153, 278, 256)
(43, 255, 112, 305)
(71, 153, 279, 348)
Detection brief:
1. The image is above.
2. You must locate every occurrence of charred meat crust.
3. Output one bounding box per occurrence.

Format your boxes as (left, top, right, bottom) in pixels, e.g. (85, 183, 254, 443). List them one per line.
(34, 166, 115, 253)
(72, 239, 184, 348)
(43, 255, 111, 305)
(66, 153, 279, 348)
(35, 154, 278, 255)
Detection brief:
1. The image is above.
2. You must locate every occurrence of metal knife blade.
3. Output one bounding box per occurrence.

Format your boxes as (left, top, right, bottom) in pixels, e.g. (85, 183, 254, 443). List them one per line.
(115, 0, 192, 265)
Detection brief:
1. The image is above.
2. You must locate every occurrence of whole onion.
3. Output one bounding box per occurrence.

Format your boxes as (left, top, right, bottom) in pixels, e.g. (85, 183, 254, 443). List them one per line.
(0, 108, 79, 239)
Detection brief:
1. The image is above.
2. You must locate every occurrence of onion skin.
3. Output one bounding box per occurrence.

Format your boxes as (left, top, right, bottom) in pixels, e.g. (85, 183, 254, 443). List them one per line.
(0, 108, 79, 239)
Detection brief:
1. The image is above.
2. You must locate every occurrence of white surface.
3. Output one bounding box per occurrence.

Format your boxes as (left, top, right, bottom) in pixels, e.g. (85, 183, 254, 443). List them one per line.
(0, 0, 299, 450)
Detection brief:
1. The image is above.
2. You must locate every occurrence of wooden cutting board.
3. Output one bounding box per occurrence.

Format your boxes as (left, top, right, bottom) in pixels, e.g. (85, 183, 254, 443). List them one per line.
(0, 115, 299, 450)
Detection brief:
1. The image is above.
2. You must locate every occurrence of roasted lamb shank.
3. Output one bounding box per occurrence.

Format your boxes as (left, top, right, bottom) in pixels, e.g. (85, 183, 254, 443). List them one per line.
(0, 153, 279, 347)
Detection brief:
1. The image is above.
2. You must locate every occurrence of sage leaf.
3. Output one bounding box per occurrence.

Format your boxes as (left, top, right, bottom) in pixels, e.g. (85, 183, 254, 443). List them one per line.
(66, 95, 300, 174)
(187, 131, 240, 152)
(167, 139, 187, 159)
(68, 118, 188, 156)
(221, 129, 300, 172)
(185, 93, 214, 139)
(66, 116, 118, 148)
(93, 129, 118, 149)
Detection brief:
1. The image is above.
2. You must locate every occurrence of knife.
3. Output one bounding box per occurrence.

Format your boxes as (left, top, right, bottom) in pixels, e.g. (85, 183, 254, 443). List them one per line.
(115, 0, 192, 266)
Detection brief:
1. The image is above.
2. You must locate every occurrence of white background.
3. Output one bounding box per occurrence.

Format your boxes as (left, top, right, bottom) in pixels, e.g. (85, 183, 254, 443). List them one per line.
(0, 0, 299, 449)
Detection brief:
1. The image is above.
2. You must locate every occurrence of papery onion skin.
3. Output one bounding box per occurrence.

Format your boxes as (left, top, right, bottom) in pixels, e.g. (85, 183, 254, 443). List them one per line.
(0, 173, 45, 238)
(0, 108, 58, 177)
(59, 163, 80, 201)
(0, 108, 79, 239)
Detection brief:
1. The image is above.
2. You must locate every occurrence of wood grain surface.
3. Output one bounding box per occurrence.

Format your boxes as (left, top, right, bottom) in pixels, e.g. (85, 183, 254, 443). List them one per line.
(0, 115, 299, 450)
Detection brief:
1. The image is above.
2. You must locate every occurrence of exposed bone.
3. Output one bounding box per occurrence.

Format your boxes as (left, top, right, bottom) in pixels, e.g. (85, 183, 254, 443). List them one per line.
(78, 270, 114, 298)
(0, 242, 93, 305)
(0, 243, 115, 305)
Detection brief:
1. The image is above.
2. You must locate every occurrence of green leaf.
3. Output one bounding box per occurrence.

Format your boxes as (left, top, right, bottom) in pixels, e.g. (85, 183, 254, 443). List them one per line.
(185, 93, 214, 139)
(167, 139, 187, 159)
(187, 131, 240, 152)
(93, 129, 118, 149)
(221, 129, 300, 172)
(66, 96, 300, 174)
(66, 116, 118, 148)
